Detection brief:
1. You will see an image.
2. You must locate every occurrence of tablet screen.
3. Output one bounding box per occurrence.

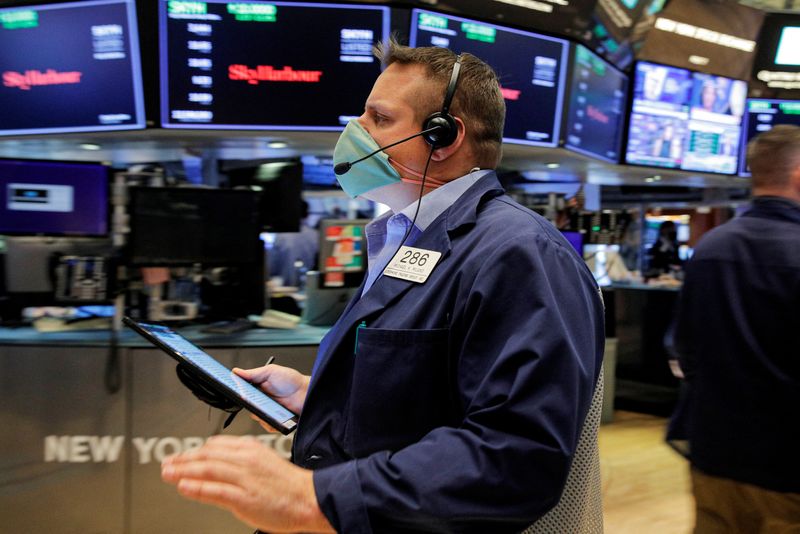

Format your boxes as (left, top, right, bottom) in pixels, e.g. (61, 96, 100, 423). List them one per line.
(133, 321, 296, 430)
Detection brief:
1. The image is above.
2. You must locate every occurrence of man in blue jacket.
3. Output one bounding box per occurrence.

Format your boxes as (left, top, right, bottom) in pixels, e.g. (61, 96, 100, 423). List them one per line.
(161, 42, 605, 533)
(669, 125, 800, 531)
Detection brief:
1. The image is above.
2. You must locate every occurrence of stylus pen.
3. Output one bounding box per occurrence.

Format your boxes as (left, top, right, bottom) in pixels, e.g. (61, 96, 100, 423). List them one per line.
(265, 356, 275, 366)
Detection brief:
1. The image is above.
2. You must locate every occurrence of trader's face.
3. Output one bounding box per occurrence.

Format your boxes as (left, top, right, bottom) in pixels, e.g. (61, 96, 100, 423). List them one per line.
(357, 63, 438, 178)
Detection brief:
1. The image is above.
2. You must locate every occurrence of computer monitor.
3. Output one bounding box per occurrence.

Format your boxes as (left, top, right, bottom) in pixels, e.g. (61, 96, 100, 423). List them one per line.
(221, 158, 303, 232)
(563, 44, 628, 163)
(0, 0, 145, 135)
(159, 1, 389, 130)
(127, 187, 261, 266)
(560, 230, 584, 256)
(409, 8, 569, 147)
(301, 155, 340, 190)
(739, 99, 800, 176)
(625, 61, 746, 175)
(317, 218, 368, 288)
(0, 159, 109, 236)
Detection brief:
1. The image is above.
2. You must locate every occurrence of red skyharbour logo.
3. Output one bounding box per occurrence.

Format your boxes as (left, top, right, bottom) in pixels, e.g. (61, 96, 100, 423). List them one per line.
(229, 64, 323, 85)
(3, 69, 82, 90)
(587, 105, 610, 124)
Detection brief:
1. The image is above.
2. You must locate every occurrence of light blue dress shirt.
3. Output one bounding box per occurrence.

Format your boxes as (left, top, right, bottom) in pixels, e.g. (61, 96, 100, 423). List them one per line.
(362, 169, 491, 294)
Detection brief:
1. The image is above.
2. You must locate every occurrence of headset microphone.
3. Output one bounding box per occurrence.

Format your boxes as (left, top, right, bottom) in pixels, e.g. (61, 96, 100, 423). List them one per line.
(333, 125, 444, 176)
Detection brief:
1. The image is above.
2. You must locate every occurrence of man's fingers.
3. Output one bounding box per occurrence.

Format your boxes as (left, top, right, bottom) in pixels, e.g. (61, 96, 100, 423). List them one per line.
(175, 478, 248, 510)
(162, 458, 247, 486)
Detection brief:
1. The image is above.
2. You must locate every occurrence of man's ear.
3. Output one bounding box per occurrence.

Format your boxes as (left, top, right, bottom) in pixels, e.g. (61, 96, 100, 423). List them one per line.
(431, 116, 466, 162)
(790, 164, 800, 195)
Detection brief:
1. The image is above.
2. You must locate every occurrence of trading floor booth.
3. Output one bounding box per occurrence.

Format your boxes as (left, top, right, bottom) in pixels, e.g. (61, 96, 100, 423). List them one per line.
(0, 326, 325, 533)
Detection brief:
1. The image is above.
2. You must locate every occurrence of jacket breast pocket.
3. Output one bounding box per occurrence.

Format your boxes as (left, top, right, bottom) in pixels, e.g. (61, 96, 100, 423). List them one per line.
(345, 327, 452, 456)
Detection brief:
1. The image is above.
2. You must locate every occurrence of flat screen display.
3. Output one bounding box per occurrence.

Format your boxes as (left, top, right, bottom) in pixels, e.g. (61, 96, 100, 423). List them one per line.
(159, 1, 389, 130)
(739, 99, 800, 175)
(318, 218, 367, 288)
(775, 26, 800, 66)
(301, 155, 339, 189)
(409, 9, 568, 147)
(0, 0, 145, 135)
(625, 61, 746, 174)
(128, 187, 261, 265)
(564, 44, 628, 162)
(0, 159, 109, 236)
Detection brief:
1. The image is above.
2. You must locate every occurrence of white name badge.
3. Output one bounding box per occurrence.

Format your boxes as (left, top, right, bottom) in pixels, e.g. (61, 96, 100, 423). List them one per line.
(383, 246, 442, 284)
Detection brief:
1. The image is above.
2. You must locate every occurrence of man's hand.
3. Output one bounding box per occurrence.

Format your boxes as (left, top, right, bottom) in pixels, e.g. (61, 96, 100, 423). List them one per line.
(234, 363, 310, 416)
(161, 435, 334, 533)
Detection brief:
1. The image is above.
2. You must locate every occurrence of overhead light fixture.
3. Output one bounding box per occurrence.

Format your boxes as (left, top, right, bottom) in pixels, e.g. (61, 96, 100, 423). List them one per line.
(267, 141, 288, 149)
(80, 143, 101, 151)
(546, 163, 560, 169)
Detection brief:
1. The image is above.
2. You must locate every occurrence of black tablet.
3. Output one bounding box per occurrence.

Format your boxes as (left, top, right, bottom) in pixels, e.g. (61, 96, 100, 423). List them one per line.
(123, 316, 298, 435)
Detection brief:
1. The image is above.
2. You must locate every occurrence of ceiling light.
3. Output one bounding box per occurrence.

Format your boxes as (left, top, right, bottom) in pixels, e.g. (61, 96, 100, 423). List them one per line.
(546, 163, 560, 169)
(267, 141, 288, 149)
(80, 143, 101, 151)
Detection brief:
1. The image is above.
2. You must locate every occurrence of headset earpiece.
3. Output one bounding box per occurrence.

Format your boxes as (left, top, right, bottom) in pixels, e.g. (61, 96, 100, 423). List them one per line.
(422, 112, 458, 148)
(422, 54, 462, 148)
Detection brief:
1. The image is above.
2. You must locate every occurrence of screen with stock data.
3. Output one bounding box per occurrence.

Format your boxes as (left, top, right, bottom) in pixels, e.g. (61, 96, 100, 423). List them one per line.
(160, 0, 389, 130)
(0, 0, 144, 135)
(739, 99, 800, 176)
(564, 44, 628, 163)
(409, 9, 568, 147)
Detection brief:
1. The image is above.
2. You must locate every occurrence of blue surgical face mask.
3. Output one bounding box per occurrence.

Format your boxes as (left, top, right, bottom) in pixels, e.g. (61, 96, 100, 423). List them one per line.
(333, 120, 402, 198)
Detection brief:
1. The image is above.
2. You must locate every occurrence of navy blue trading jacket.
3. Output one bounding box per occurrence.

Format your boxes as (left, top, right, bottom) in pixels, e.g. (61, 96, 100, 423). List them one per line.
(291, 172, 605, 533)
(671, 196, 800, 492)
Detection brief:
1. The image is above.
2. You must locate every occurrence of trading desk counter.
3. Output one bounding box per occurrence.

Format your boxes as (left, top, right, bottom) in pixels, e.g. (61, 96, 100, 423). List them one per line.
(0, 324, 328, 534)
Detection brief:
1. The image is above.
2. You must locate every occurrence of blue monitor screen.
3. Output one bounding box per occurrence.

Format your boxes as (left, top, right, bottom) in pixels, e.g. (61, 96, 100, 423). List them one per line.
(409, 9, 568, 147)
(625, 61, 746, 174)
(564, 45, 628, 163)
(739, 99, 800, 175)
(159, 1, 389, 130)
(0, 0, 145, 135)
(301, 155, 340, 189)
(560, 230, 584, 256)
(0, 159, 109, 236)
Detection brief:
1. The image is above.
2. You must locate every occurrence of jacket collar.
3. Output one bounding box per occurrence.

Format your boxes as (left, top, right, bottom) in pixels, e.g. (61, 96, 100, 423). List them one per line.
(746, 196, 800, 225)
(306, 172, 504, 391)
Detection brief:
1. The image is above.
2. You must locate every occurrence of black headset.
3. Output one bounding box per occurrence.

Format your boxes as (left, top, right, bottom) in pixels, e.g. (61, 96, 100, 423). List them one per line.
(421, 54, 462, 149)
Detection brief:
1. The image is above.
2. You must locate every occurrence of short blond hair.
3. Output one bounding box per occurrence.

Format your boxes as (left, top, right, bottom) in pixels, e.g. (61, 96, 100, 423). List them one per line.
(374, 40, 506, 169)
(747, 125, 800, 188)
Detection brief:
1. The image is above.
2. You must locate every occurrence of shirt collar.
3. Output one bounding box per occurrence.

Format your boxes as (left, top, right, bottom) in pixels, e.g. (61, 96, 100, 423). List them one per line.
(397, 169, 492, 232)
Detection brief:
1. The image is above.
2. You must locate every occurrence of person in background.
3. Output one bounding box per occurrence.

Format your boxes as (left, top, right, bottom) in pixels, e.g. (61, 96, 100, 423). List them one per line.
(268, 200, 319, 288)
(159, 41, 604, 533)
(645, 220, 682, 276)
(668, 125, 800, 532)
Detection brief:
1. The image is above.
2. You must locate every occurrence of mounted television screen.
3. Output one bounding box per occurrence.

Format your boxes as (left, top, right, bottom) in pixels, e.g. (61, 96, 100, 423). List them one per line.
(739, 99, 800, 176)
(409, 9, 568, 147)
(159, 1, 389, 130)
(625, 61, 746, 175)
(0, 159, 109, 236)
(0, 0, 145, 135)
(564, 44, 628, 163)
(682, 72, 747, 174)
